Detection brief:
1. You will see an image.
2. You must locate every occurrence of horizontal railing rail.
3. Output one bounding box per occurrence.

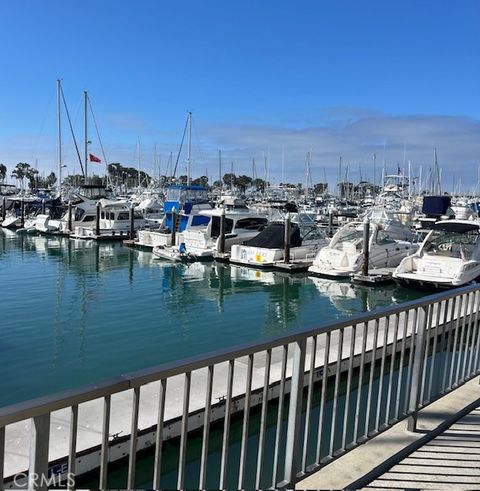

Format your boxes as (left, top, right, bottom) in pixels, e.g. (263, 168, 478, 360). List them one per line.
(1, 282, 480, 490)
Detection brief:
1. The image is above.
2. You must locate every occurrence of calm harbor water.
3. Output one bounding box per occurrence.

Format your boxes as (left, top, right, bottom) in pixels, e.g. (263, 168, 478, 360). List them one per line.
(0, 228, 424, 407)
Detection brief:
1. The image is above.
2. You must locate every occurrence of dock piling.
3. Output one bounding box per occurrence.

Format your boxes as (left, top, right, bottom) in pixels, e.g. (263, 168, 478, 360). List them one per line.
(95, 202, 100, 237)
(67, 202, 72, 233)
(129, 205, 135, 241)
(171, 207, 177, 246)
(20, 198, 25, 228)
(2, 197, 5, 221)
(362, 220, 370, 276)
(218, 208, 226, 254)
(328, 210, 334, 237)
(284, 214, 291, 264)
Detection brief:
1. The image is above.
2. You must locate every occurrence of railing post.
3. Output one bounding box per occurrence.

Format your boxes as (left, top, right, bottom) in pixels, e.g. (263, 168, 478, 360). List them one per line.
(28, 413, 50, 491)
(0, 426, 5, 491)
(283, 338, 306, 486)
(407, 307, 428, 432)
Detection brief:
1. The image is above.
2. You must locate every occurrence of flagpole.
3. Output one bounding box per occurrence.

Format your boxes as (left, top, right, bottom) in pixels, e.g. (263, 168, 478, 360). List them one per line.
(84, 90, 88, 184)
(57, 79, 62, 197)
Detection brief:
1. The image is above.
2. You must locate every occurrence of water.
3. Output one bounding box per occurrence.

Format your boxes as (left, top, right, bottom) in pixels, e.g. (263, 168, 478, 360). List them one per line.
(0, 229, 424, 407)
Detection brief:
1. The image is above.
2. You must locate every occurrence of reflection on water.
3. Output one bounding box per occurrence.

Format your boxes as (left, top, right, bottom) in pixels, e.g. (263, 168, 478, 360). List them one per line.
(0, 230, 424, 406)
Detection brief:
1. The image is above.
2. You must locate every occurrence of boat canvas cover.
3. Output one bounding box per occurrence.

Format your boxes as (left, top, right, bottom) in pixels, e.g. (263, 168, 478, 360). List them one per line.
(243, 223, 302, 249)
(431, 221, 480, 234)
(422, 196, 451, 216)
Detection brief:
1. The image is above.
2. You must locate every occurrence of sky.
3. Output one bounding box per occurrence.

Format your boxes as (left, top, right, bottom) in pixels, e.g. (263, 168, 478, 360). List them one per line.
(0, 0, 479, 191)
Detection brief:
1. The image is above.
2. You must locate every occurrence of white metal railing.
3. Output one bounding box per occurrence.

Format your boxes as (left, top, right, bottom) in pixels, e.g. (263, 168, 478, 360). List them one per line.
(1, 284, 480, 490)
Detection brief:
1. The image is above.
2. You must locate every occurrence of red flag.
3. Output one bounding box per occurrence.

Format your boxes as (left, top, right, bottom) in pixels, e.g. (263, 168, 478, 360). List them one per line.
(89, 153, 102, 163)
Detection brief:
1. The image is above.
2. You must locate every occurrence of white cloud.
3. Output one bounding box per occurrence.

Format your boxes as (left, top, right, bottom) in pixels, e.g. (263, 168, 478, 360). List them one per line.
(2, 108, 479, 192)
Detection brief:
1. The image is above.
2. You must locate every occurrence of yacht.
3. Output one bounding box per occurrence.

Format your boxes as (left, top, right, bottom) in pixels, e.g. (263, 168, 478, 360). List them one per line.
(136, 184, 212, 249)
(308, 218, 417, 278)
(34, 185, 107, 234)
(71, 198, 153, 239)
(393, 220, 480, 288)
(152, 209, 267, 261)
(229, 221, 328, 268)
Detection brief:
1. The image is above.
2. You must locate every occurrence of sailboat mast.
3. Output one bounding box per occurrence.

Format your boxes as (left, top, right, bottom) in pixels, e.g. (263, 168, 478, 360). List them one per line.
(218, 150, 222, 189)
(57, 79, 62, 196)
(187, 112, 192, 186)
(84, 90, 88, 184)
(137, 138, 141, 188)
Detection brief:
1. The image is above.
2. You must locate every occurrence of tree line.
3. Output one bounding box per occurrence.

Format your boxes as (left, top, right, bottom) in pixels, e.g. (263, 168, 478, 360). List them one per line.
(0, 162, 57, 189)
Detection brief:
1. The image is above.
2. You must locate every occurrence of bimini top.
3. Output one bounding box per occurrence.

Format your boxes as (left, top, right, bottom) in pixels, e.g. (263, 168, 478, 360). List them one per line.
(431, 220, 480, 234)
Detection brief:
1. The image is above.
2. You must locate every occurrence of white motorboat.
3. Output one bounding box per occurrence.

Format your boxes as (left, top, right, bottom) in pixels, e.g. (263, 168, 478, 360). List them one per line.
(136, 184, 212, 249)
(152, 209, 268, 261)
(71, 198, 152, 239)
(393, 220, 480, 288)
(308, 220, 417, 278)
(229, 222, 328, 268)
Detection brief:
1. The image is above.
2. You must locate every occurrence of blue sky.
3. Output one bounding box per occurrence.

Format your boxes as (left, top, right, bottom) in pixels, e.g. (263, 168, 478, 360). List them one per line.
(0, 0, 479, 189)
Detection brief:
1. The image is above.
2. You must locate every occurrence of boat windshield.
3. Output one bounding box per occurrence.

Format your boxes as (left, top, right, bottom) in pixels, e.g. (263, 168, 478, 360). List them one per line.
(424, 230, 479, 259)
(334, 226, 372, 247)
(166, 187, 209, 204)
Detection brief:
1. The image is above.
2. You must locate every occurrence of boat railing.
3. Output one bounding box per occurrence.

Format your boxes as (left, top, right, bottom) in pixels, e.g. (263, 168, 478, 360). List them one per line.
(1, 283, 480, 489)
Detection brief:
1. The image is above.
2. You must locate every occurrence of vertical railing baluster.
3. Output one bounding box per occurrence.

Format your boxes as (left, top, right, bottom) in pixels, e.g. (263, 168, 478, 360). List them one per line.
(419, 305, 433, 406)
(364, 319, 379, 437)
(449, 295, 464, 388)
(177, 373, 191, 490)
(153, 379, 167, 490)
(427, 301, 443, 402)
(461, 292, 474, 381)
(438, 299, 449, 357)
(0, 426, 5, 491)
(395, 310, 410, 420)
(255, 349, 272, 489)
(219, 360, 234, 489)
(284, 338, 307, 487)
(302, 337, 318, 472)
(466, 290, 478, 377)
(100, 395, 111, 490)
(28, 413, 50, 491)
(342, 324, 356, 450)
(238, 356, 253, 490)
(404, 309, 418, 414)
(385, 314, 399, 425)
(67, 405, 78, 490)
(473, 290, 480, 374)
(407, 307, 428, 432)
(329, 328, 344, 457)
(127, 387, 141, 490)
(316, 331, 331, 463)
(442, 297, 456, 392)
(375, 316, 390, 431)
(199, 367, 213, 490)
(455, 293, 470, 384)
(354, 322, 368, 442)
(468, 291, 480, 376)
(272, 344, 288, 488)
